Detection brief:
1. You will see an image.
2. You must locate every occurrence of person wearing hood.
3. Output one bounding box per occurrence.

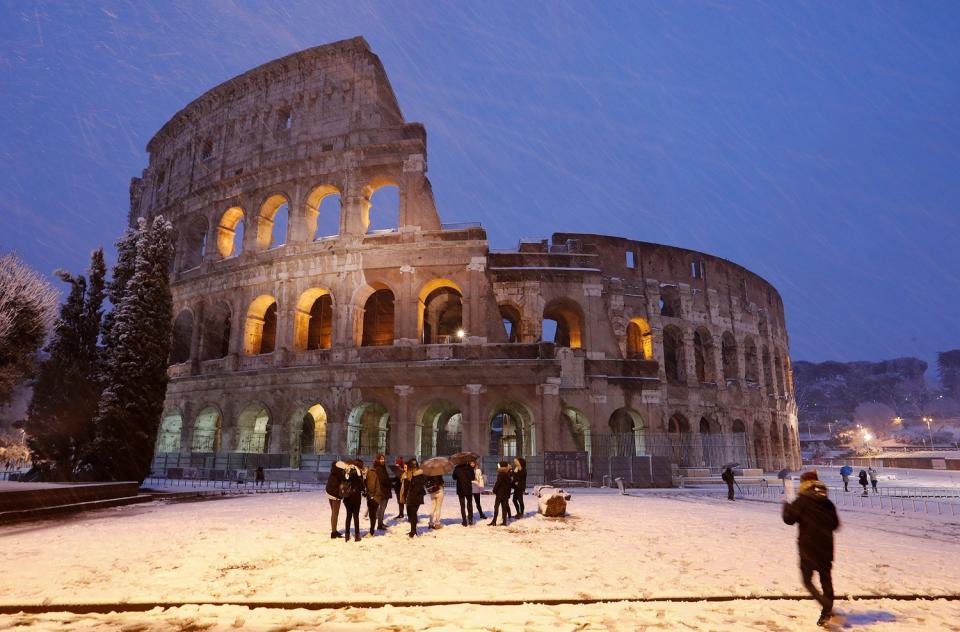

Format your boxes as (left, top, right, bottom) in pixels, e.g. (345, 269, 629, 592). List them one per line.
(403, 458, 426, 537)
(365, 454, 390, 535)
(857, 469, 869, 495)
(489, 461, 513, 526)
(341, 459, 365, 542)
(452, 461, 475, 526)
(782, 470, 840, 627)
(325, 460, 347, 538)
(511, 457, 527, 518)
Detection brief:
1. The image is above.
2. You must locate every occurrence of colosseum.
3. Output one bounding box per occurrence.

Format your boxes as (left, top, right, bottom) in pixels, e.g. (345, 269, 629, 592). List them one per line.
(141, 37, 800, 484)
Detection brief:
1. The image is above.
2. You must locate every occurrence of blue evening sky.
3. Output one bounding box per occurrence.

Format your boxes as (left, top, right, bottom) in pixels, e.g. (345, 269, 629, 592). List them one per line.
(0, 1, 957, 373)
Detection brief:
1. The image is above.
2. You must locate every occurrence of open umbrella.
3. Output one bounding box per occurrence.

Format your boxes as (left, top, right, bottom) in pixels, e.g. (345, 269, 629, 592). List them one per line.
(722, 462, 740, 469)
(839, 465, 853, 477)
(421, 456, 453, 476)
(449, 451, 480, 466)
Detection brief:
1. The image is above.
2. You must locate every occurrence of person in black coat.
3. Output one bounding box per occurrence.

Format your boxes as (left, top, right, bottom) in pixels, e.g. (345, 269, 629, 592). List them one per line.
(782, 470, 840, 627)
(392, 457, 406, 519)
(325, 461, 347, 538)
(341, 460, 365, 543)
(372, 454, 392, 530)
(721, 467, 735, 501)
(403, 458, 426, 537)
(857, 469, 869, 495)
(489, 461, 513, 526)
(511, 457, 527, 518)
(452, 462, 475, 526)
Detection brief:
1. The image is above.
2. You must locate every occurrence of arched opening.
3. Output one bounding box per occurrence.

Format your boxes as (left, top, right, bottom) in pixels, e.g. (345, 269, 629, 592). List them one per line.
(762, 346, 774, 395)
(743, 337, 760, 383)
(416, 399, 463, 457)
(781, 423, 792, 467)
(361, 286, 395, 347)
(216, 206, 245, 258)
(419, 280, 463, 344)
(699, 416, 722, 467)
(753, 431, 767, 471)
(499, 303, 522, 343)
(294, 288, 333, 351)
(257, 194, 290, 250)
(346, 402, 390, 456)
(191, 407, 221, 453)
(662, 325, 686, 384)
(667, 413, 691, 466)
(626, 317, 653, 359)
(608, 407, 645, 456)
(721, 332, 738, 381)
(295, 403, 327, 455)
(243, 295, 278, 355)
(542, 299, 584, 348)
(659, 285, 681, 317)
(693, 328, 715, 384)
(364, 180, 400, 233)
(236, 404, 271, 453)
(489, 401, 534, 457)
(305, 184, 341, 240)
(562, 407, 591, 461)
(181, 216, 208, 270)
(156, 411, 182, 453)
(201, 302, 231, 360)
(769, 422, 781, 469)
(774, 350, 786, 397)
(170, 310, 194, 365)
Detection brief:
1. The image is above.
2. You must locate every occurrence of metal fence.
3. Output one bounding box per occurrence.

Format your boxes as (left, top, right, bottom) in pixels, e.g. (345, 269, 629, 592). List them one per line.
(590, 432, 752, 469)
(736, 484, 960, 517)
(345, 426, 389, 457)
(143, 476, 301, 492)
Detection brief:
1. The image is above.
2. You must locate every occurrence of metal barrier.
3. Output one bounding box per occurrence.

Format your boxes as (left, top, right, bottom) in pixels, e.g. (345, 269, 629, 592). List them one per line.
(144, 476, 301, 492)
(736, 484, 960, 517)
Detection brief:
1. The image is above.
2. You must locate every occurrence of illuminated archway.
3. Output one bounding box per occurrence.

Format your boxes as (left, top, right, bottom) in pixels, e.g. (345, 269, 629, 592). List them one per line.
(542, 298, 584, 348)
(257, 194, 290, 249)
(243, 295, 278, 355)
(608, 407, 645, 456)
(416, 399, 463, 456)
(418, 279, 463, 344)
(156, 411, 182, 453)
(236, 403, 271, 453)
(488, 401, 535, 457)
(216, 206, 245, 258)
(294, 288, 333, 351)
(499, 303, 522, 343)
(305, 184, 341, 240)
(346, 402, 390, 456)
(626, 317, 653, 359)
(362, 177, 400, 233)
(191, 407, 221, 453)
(360, 285, 395, 347)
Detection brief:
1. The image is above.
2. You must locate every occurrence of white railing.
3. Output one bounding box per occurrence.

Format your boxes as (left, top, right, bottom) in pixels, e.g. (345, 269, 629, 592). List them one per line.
(736, 484, 960, 517)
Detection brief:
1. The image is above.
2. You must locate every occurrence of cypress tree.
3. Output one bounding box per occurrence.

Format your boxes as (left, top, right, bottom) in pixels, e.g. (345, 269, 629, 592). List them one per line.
(88, 216, 174, 482)
(26, 249, 106, 480)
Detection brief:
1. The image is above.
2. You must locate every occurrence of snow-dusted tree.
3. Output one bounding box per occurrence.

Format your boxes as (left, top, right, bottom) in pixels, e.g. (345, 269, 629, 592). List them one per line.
(0, 253, 59, 404)
(939, 350, 960, 399)
(25, 250, 106, 480)
(99, 225, 139, 361)
(87, 217, 174, 482)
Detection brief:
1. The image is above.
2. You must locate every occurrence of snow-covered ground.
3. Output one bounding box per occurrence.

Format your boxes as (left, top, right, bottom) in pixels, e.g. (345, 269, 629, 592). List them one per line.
(2, 486, 960, 630)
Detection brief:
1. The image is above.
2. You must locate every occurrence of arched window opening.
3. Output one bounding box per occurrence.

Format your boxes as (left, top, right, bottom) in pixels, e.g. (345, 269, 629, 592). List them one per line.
(732, 419, 746, 434)
(562, 407, 592, 461)
(693, 328, 715, 384)
(769, 422, 781, 468)
(346, 402, 390, 457)
(626, 318, 653, 359)
(668, 413, 692, 466)
(243, 295, 278, 355)
(417, 400, 462, 457)
(699, 416, 723, 467)
(216, 207, 245, 258)
(419, 281, 463, 344)
(201, 302, 231, 360)
(361, 288, 395, 346)
(743, 337, 760, 383)
(542, 299, 584, 348)
(156, 412, 182, 453)
(758, 312, 769, 337)
(299, 404, 327, 455)
(294, 289, 333, 351)
(608, 407, 644, 456)
(500, 304, 522, 343)
(170, 310, 193, 365)
(781, 423, 791, 465)
(181, 216, 208, 270)
(489, 402, 533, 458)
(306, 185, 341, 240)
(659, 286, 681, 318)
(762, 347, 774, 395)
(721, 332, 738, 381)
(365, 181, 400, 233)
(774, 351, 786, 397)
(662, 325, 686, 384)
(258, 194, 290, 250)
(236, 404, 271, 453)
(191, 408, 221, 453)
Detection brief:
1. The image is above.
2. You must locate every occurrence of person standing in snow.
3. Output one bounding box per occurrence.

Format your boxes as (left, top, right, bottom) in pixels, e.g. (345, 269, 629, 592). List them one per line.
(426, 473, 445, 529)
(511, 457, 527, 518)
(325, 460, 347, 539)
(840, 469, 850, 492)
(857, 469, 868, 495)
(403, 458, 426, 537)
(255, 465, 265, 487)
(394, 457, 407, 520)
(489, 461, 513, 526)
(721, 466, 736, 501)
(373, 453, 392, 530)
(341, 460, 365, 542)
(471, 459, 487, 520)
(365, 455, 387, 535)
(868, 467, 879, 493)
(782, 470, 840, 627)
(452, 461, 475, 526)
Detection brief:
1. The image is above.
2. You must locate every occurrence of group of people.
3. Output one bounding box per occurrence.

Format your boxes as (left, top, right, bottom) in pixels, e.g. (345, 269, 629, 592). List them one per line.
(324, 454, 529, 539)
(840, 466, 879, 495)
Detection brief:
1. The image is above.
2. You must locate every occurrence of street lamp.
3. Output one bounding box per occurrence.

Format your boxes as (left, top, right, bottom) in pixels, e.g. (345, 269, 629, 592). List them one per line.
(923, 417, 934, 448)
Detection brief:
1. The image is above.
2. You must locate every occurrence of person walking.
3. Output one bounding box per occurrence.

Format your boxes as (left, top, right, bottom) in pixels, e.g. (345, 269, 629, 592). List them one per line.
(325, 460, 348, 539)
(394, 457, 407, 520)
(471, 460, 487, 520)
(868, 467, 879, 493)
(403, 458, 426, 537)
(782, 470, 840, 627)
(426, 473, 445, 529)
(489, 461, 513, 526)
(452, 461, 475, 526)
(342, 460, 365, 542)
(255, 465, 265, 487)
(511, 457, 527, 518)
(721, 466, 736, 501)
(857, 469, 869, 495)
(841, 470, 850, 492)
(365, 456, 387, 535)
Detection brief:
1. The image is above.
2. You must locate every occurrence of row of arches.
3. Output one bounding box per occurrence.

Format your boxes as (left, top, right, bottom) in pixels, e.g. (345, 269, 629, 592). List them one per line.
(178, 183, 402, 270)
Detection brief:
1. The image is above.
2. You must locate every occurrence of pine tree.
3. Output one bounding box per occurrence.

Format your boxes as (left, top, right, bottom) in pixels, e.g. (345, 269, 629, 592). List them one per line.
(26, 250, 106, 480)
(100, 225, 139, 360)
(88, 217, 174, 482)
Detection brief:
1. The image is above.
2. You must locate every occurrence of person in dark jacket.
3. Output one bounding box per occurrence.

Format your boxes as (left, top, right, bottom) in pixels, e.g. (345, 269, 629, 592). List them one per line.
(452, 462, 475, 526)
(403, 458, 426, 537)
(511, 457, 527, 518)
(857, 469, 869, 495)
(325, 461, 347, 538)
(342, 460, 365, 542)
(393, 457, 406, 519)
(365, 456, 388, 535)
(372, 453, 392, 530)
(254, 466, 265, 487)
(489, 461, 513, 526)
(782, 470, 840, 627)
(721, 467, 735, 501)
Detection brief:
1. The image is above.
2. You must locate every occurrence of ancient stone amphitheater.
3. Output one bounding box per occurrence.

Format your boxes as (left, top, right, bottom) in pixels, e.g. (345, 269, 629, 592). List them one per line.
(142, 37, 799, 484)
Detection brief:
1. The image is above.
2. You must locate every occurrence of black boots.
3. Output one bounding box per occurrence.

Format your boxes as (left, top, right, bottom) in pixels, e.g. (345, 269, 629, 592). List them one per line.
(331, 530, 342, 539)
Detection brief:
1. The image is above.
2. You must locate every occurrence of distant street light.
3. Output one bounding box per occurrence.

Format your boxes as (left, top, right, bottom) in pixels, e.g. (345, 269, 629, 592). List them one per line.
(923, 417, 934, 447)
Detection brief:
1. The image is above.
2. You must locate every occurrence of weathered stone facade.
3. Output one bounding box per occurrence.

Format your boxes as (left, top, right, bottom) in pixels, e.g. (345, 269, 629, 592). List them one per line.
(136, 38, 800, 480)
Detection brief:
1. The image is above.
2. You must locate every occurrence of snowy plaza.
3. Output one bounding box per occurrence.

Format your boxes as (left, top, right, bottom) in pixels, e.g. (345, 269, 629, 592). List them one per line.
(2, 478, 960, 631)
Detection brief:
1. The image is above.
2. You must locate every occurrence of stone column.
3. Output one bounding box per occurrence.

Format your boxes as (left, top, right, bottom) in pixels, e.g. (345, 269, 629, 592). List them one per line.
(537, 379, 561, 453)
(683, 329, 698, 387)
(396, 265, 417, 344)
(464, 384, 486, 455)
(464, 257, 487, 342)
(393, 385, 414, 455)
(189, 302, 203, 374)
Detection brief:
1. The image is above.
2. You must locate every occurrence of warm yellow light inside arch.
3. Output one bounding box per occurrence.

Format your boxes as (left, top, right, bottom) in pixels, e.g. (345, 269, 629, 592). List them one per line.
(417, 278, 464, 341)
(294, 287, 332, 351)
(305, 184, 341, 238)
(243, 294, 277, 355)
(217, 206, 245, 258)
(627, 317, 653, 360)
(256, 194, 290, 249)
